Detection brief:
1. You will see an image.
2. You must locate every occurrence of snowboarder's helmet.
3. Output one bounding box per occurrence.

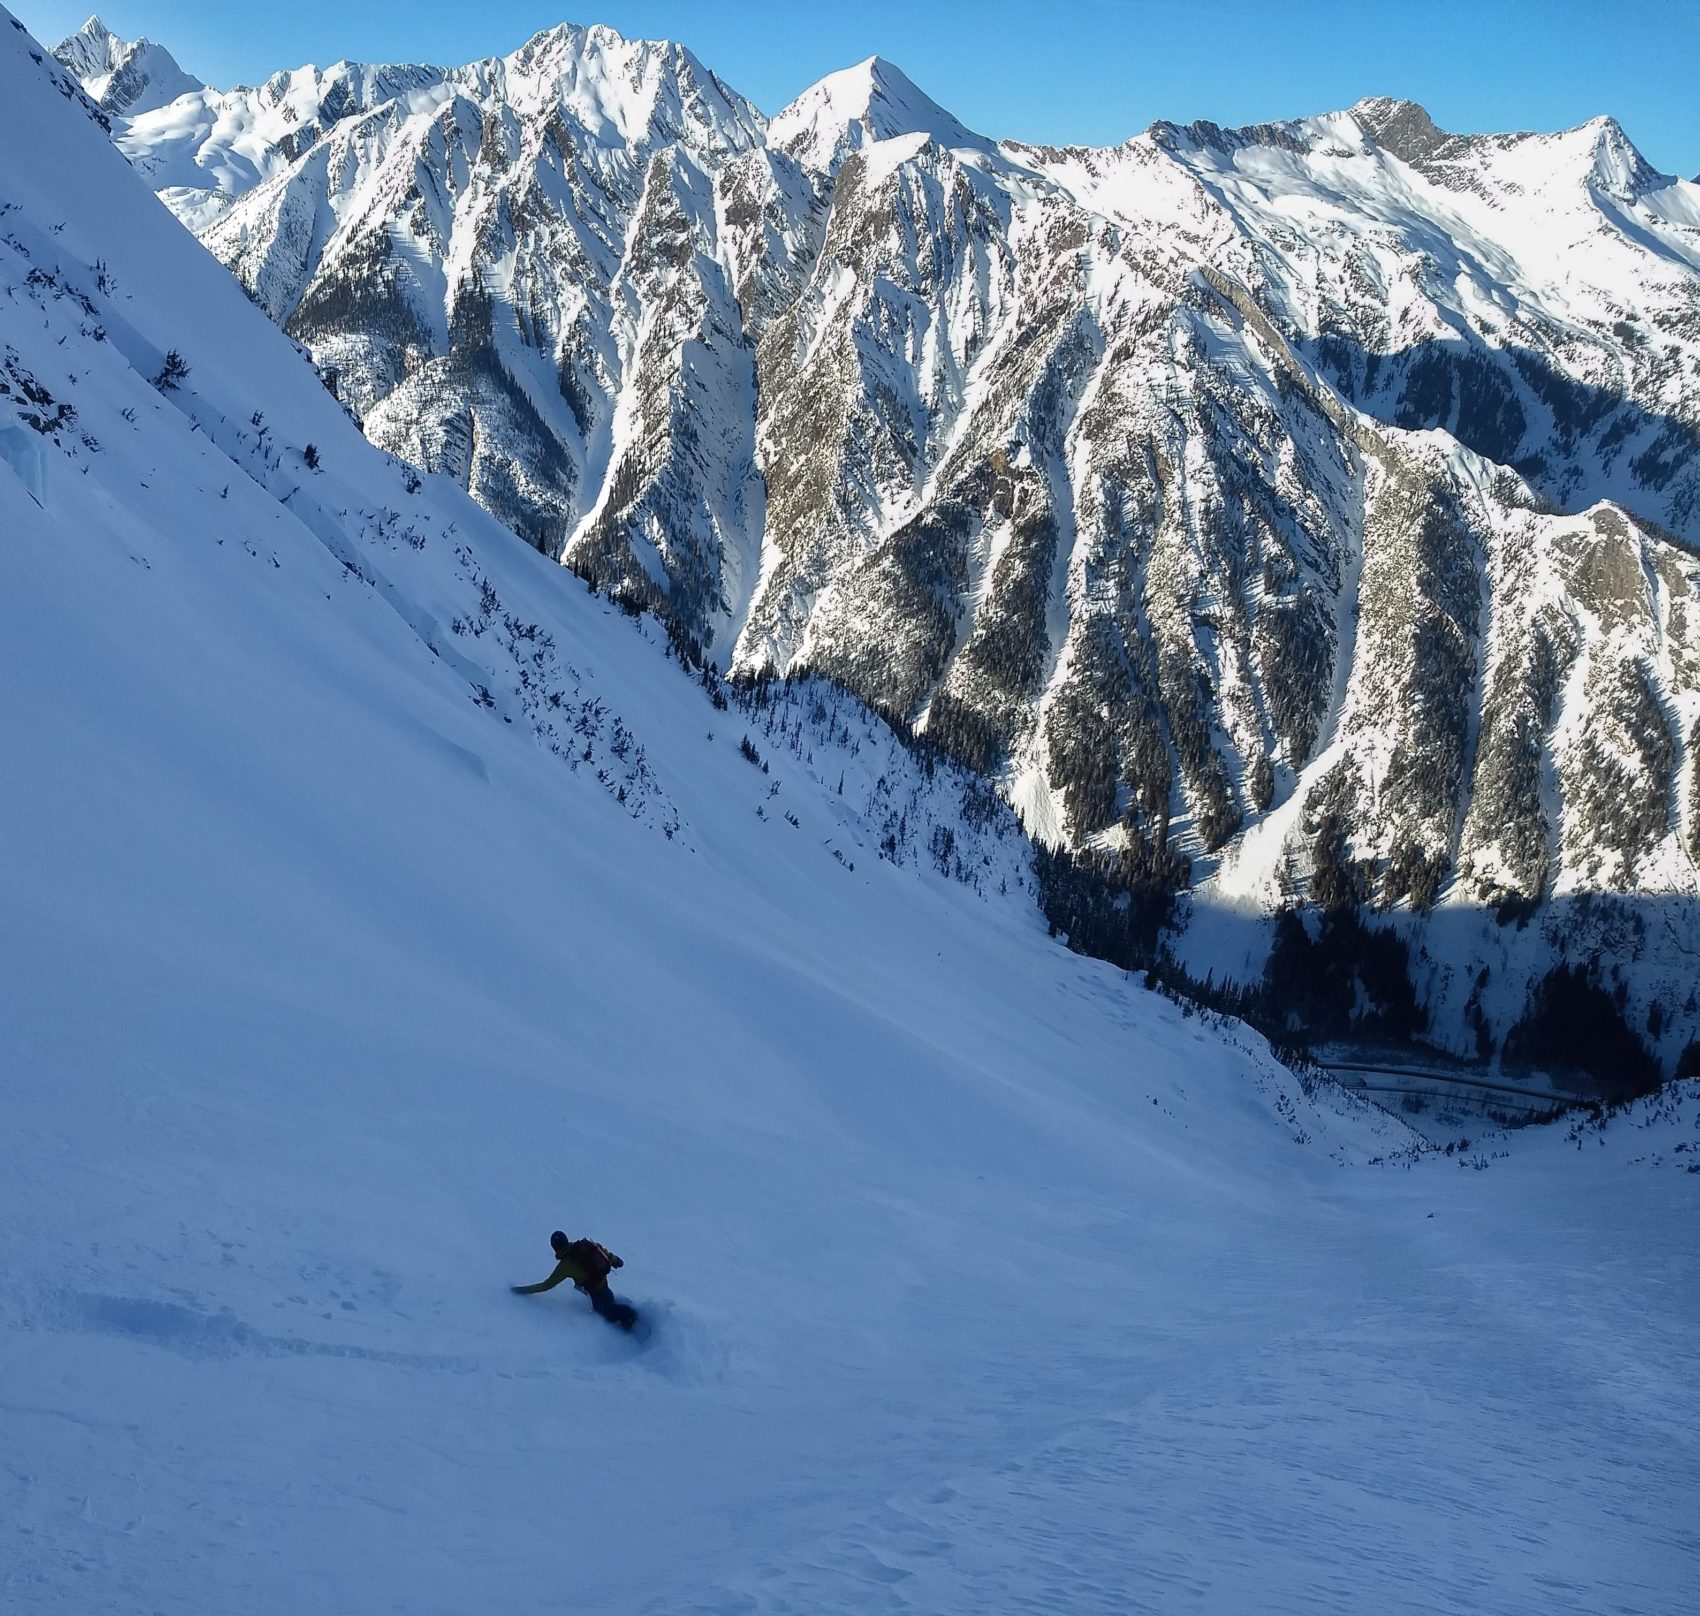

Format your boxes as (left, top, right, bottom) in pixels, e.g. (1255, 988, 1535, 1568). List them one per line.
(550, 1230, 568, 1252)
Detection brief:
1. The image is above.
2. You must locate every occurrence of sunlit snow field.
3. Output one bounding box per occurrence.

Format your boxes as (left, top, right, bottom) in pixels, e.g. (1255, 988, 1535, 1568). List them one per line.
(1, 10, 1697, 1612)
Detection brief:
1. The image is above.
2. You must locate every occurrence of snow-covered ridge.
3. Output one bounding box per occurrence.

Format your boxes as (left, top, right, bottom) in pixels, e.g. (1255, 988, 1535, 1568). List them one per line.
(71, 16, 764, 233)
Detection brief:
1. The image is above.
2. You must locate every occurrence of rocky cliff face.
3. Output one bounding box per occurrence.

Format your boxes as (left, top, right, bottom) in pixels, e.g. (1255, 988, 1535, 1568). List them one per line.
(68, 19, 1700, 1070)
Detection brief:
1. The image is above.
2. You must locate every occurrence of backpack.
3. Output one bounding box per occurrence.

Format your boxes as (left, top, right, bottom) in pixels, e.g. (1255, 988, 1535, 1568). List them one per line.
(566, 1238, 621, 1284)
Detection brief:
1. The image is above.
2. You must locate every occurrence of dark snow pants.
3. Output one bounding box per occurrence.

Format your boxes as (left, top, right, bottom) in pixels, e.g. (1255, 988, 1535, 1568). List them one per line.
(587, 1282, 638, 1330)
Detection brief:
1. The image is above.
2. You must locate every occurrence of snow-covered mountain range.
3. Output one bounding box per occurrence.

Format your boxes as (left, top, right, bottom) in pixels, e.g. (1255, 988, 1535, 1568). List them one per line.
(53, 14, 1700, 1075)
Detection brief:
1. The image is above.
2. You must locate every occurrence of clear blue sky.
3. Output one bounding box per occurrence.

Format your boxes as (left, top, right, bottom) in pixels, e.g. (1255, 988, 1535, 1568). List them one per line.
(18, 0, 1699, 177)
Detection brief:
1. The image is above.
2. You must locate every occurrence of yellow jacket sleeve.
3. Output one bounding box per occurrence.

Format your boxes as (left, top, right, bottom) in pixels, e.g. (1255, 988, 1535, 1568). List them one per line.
(512, 1256, 587, 1295)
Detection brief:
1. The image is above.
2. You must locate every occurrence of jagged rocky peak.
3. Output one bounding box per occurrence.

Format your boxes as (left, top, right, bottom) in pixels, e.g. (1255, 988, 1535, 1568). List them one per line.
(1352, 96, 1449, 165)
(769, 54, 992, 171)
(477, 19, 765, 158)
(1575, 114, 1664, 200)
(52, 13, 201, 116)
(1145, 110, 1322, 163)
(1351, 95, 1667, 203)
(49, 13, 116, 77)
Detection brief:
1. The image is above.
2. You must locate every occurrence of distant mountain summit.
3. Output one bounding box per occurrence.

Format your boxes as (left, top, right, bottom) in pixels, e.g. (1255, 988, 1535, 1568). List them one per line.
(60, 16, 1700, 1073)
(767, 55, 995, 171)
(52, 14, 200, 116)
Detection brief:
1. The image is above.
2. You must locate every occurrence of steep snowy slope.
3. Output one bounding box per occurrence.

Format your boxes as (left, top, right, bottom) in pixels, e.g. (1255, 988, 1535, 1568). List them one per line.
(6, 16, 1699, 1614)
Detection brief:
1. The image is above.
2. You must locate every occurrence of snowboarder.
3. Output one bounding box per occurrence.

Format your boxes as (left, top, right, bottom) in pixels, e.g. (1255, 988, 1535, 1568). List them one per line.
(512, 1230, 638, 1331)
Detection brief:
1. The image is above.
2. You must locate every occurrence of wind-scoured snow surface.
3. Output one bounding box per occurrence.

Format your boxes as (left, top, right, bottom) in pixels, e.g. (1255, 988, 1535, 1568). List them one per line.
(4, 13, 1699, 1614)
